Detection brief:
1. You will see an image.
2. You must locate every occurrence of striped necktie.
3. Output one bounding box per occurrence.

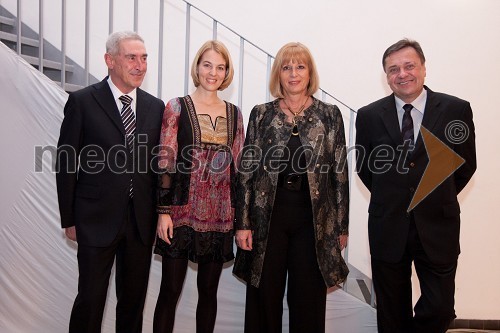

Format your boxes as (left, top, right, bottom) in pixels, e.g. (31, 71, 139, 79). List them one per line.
(119, 94, 136, 197)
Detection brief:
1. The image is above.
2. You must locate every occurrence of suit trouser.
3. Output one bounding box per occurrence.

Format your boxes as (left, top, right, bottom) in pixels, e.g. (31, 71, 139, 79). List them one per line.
(69, 202, 152, 333)
(371, 218, 457, 333)
(244, 189, 326, 333)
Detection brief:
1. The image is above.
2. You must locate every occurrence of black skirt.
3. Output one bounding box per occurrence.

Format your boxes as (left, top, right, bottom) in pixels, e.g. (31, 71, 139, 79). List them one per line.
(154, 225, 234, 264)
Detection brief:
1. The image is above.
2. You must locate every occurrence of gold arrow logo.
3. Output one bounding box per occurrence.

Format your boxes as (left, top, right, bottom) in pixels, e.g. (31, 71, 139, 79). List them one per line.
(408, 126, 465, 211)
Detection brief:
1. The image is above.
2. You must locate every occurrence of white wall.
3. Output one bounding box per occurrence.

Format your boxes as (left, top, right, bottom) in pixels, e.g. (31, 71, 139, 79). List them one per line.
(3, 0, 499, 320)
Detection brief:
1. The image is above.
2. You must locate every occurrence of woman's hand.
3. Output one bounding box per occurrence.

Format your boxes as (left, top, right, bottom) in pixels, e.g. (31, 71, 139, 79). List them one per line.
(338, 234, 348, 251)
(235, 230, 253, 250)
(157, 214, 174, 245)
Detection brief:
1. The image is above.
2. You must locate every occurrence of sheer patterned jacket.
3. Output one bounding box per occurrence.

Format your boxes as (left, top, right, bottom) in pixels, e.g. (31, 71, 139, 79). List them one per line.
(233, 97, 349, 288)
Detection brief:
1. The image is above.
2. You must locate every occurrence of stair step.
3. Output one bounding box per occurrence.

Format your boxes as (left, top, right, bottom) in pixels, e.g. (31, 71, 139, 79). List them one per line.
(0, 32, 74, 72)
(54, 81, 84, 93)
(22, 54, 74, 72)
(0, 15, 15, 26)
(0, 31, 39, 47)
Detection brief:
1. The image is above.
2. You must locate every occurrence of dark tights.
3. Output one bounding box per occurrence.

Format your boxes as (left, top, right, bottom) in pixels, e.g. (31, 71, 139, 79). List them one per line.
(153, 257, 223, 333)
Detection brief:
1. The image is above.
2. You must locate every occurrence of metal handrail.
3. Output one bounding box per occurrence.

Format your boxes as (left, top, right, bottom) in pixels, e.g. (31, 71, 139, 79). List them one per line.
(157, 0, 165, 97)
(179, 1, 356, 113)
(84, 0, 89, 87)
(183, 3, 191, 95)
(5, 0, 371, 307)
(61, 0, 66, 89)
(16, 0, 21, 55)
(38, 0, 43, 73)
(238, 36, 244, 109)
(109, 0, 114, 35)
(177, 0, 363, 297)
(134, 0, 138, 33)
(10, 0, 356, 112)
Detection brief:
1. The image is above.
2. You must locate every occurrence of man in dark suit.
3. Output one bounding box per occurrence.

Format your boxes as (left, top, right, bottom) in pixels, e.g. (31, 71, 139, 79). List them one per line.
(356, 39, 476, 333)
(56, 31, 164, 332)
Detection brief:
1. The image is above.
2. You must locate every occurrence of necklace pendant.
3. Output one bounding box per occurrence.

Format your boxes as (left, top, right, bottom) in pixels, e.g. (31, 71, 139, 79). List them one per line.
(291, 115, 300, 136)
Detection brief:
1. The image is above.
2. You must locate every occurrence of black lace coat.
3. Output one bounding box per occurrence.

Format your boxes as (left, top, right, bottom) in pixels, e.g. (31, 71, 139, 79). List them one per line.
(233, 98, 349, 288)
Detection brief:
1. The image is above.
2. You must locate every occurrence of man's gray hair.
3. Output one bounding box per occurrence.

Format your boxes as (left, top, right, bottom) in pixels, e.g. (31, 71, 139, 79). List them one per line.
(106, 31, 144, 55)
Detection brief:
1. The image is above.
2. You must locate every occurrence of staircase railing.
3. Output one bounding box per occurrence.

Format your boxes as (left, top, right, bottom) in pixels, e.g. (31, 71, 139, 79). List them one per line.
(1, 0, 372, 307)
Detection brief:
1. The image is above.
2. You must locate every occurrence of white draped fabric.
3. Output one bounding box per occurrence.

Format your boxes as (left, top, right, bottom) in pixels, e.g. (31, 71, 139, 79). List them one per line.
(0, 42, 377, 333)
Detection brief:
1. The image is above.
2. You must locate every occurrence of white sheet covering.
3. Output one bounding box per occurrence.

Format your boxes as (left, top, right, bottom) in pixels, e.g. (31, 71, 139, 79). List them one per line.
(0, 41, 377, 333)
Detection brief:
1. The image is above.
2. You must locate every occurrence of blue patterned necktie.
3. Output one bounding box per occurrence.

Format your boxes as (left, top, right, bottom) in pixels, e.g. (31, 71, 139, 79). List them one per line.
(402, 104, 414, 147)
(119, 95, 136, 197)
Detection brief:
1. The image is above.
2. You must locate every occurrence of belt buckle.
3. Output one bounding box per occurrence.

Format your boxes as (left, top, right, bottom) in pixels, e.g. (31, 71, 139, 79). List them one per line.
(284, 173, 302, 191)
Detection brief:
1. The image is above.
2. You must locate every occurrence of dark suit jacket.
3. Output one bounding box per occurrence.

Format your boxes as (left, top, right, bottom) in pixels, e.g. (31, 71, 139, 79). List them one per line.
(356, 86, 476, 265)
(56, 78, 165, 247)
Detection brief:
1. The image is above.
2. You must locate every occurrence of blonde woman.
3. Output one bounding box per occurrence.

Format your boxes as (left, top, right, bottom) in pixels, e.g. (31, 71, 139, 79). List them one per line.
(233, 42, 349, 333)
(153, 40, 244, 333)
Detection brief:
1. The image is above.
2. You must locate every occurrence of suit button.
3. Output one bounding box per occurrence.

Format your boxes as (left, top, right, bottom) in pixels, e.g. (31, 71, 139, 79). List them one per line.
(263, 165, 268, 171)
(406, 212, 410, 218)
(261, 191, 265, 196)
(315, 190, 319, 195)
(308, 117, 313, 122)
(268, 139, 272, 143)
(409, 162, 415, 167)
(410, 187, 415, 193)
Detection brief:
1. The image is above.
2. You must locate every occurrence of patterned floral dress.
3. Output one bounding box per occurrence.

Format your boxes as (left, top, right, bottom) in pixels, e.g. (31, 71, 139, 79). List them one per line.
(154, 96, 245, 263)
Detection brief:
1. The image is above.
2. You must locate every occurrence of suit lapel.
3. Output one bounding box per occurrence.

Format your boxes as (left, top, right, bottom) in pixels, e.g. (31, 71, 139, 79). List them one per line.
(414, 87, 443, 156)
(135, 88, 151, 133)
(420, 87, 442, 134)
(91, 78, 125, 135)
(380, 95, 403, 146)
